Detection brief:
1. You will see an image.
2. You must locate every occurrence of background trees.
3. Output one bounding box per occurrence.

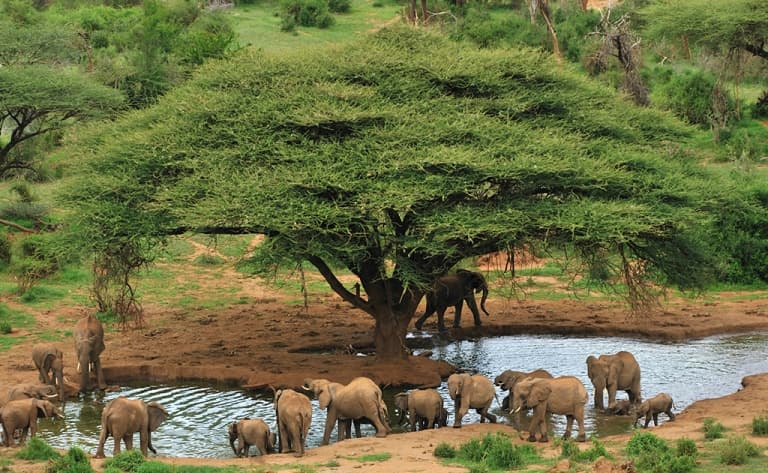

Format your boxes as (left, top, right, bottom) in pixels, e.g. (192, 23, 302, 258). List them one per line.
(62, 28, 740, 358)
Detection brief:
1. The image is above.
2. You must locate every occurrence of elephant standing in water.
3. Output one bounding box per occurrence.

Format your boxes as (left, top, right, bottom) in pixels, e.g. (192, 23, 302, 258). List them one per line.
(302, 377, 390, 445)
(586, 350, 641, 410)
(95, 397, 169, 458)
(274, 388, 312, 457)
(512, 376, 588, 443)
(394, 389, 446, 431)
(0, 383, 58, 408)
(447, 373, 497, 427)
(228, 418, 275, 457)
(31, 343, 65, 401)
(0, 398, 64, 446)
(495, 369, 553, 411)
(74, 313, 106, 393)
(414, 269, 490, 332)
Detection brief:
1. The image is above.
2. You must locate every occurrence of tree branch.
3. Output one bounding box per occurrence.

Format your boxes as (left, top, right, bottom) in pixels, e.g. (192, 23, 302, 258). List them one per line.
(743, 42, 768, 60)
(0, 218, 37, 233)
(307, 255, 372, 313)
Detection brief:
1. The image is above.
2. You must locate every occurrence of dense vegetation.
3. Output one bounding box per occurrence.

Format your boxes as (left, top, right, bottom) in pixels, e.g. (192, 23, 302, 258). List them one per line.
(0, 0, 767, 358)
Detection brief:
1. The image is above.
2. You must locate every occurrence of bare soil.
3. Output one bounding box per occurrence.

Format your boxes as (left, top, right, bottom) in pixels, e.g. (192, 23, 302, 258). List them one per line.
(2, 238, 768, 473)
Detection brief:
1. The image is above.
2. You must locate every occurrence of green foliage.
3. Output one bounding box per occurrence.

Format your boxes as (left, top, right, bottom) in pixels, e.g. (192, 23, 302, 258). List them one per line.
(343, 453, 392, 462)
(450, 7, 546, 49)
(626, 430, 696, 473)
(175, 12, 236, 66)
(103, 450, 146, 472)
(20, 285, 68, 304)
(327, 0, 351, 13)
(652, 67, 727, 126)
(753, 90, 768, 119)
(0, 231, 11, 267)
(11, 233, 72, 293)
(561, 438, 611, 462)
(280, 0, 335, 30)
(0, 321, 10, 334)
(719, 435, 760, 465)
(434, 442, 457, 458)
(627, 431, 670, 457)
(676, 438, 698, 458)
(15, 437, 60, 462)
(46, 447, 93, 473)
(193, 254, 225, 266)
(454, 433, 540, 470)
(752, 415, 768, 436)
(552, 7, 601, 63)
(703, 418, 727, 440)
(135, 462, 171, 473)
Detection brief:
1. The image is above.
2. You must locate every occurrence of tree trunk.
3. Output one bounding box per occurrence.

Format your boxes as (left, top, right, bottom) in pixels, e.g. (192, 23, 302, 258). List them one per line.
(372, 308, 412, 360)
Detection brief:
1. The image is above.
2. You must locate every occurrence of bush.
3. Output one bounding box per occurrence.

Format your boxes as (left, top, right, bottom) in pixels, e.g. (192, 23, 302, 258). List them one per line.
(703, 418, 726, 439)
(625, 431, 696, 473)
(753, 89, 768, 119)
(675, 437, 698, 458)
(135, 461, 172, 473)
(0, 321, 10, 334)
(47, 447, 93, 473)
(16, 438, 60, 461)
(326, 0, 350, 13)
(752, 415, 768, 436)
(280, 0, 334, 29)
(0, 231, 11, 266)
(433, 442, 456, 458)
(562, 438, 611, 462)
(103, 450, 145, 473)
(626, 431, 670, 457)
(654, 67, 734, 127)
(719, 435, 760, 465)
(454, 433, 539, 470)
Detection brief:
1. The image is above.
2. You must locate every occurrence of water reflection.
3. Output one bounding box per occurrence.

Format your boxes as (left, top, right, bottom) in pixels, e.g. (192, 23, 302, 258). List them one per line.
(35, 331, 768, 457)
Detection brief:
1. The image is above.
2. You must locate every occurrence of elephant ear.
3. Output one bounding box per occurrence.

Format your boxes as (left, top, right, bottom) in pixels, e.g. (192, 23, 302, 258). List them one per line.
(608, 360, 624, 384)
(394, 392, 408, 410)
(318, 384, 334, 410)
(147, 402, 169, 432)
(531, 381, 552, 405)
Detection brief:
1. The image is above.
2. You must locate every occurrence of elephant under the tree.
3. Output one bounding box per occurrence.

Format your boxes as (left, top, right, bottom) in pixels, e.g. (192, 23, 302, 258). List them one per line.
(274, 388, 312, 457)
(0, 383, 58, 408)
(633, 392, 676, 427)
(0, 398, 63, 446)
(447, 373, 497, 427)
(586, 350, 641, 410)
(512, 376, 588, 443)
(31, 342, 65, 402)
(74, 313, 106, 393)
(394, 388, 446, 431)
(494, 369, 553, 411)
(302, 377, 390, 445)
(95, 397, 169, 458)
(228, 418, 275, 457)
(414, 269, 490, 332)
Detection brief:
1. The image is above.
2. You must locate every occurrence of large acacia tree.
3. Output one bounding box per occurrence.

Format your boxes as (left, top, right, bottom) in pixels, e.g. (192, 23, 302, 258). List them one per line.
(62, 28, 721, 359)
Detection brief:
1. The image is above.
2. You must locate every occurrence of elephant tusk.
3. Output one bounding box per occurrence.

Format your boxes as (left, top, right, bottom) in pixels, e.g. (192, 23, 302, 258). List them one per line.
(301, 385, 312, 391)
(511, 407, 521, 414)
(45, 394, 58, 399)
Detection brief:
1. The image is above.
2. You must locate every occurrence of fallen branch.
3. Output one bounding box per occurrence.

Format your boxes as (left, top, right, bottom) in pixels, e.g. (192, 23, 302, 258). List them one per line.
(0, 218, 37, 233)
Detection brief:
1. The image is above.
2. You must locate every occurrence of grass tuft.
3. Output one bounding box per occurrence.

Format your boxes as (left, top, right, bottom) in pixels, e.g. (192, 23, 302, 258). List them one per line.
(703, 418, 726, 440)
(719, 435, 760, 465)
(16, 438, 60, 461)
(752, 415, 768, 436)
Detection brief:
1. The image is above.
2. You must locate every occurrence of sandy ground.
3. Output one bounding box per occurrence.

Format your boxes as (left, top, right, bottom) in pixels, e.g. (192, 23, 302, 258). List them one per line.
(1, 238, 768, 473)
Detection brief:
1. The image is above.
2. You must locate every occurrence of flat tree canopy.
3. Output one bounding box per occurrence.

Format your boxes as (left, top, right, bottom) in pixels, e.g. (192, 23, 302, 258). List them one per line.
(63, 28, 721, 359)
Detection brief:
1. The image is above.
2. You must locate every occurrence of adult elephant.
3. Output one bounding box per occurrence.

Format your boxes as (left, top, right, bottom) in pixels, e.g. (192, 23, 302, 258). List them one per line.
(0, 398, 63, 446)
(413, 269, 489, 332)
(447, 373, 497, 427)
(394, 388, 445, 431)
(31, 343, 65, 401)
(74, 313, 106, 393)
(586, 350, 641, 410)
(512, 376, 588, 443)
(228, 418, 275, 457)
(95, 397, 169, 458)
(274, 388, 312, 457)
(0, 383, 58, 408)
(302, 377, 390, 445)
(494, 369, 553, 411)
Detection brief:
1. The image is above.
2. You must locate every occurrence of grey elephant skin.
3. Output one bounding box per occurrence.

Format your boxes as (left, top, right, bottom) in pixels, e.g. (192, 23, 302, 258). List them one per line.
(95, 397, 168, 458)
(633, 392, 676, 427)
(274, 388, 312, 457)
(74, 313, 106, 393)
(447, 373, 497, 428)
(414, 269, 490, 332)
(495, 369, 553, 412)
(228, 418, 275, 457)
(512, 376, 588, 443)
(31, 342, 65, 401)
(0, 398, 63, 446)
(586, 350, 641, 410)
(0, 383, 58, 408)
(303, 377, 390, 445)
(394, 389, 445, 431)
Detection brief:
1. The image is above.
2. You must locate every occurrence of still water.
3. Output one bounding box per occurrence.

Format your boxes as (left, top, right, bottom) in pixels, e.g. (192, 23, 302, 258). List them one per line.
(36, 331, 768, 458)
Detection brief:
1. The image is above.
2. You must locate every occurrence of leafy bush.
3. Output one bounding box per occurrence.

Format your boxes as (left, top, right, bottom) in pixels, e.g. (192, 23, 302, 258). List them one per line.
(327, 0, 350, 13)
(675, 437, 698, 458)
(103, 450, 145, 473)
(719, 435, 760, 465)
(450, 8, 546, 49)
(434, 442, 456, 458)
(752, 415, 768, 436)
(0, 231, 12, 266)
(0, 321, 10, 334)
(703, 418, 726, 439)
(455, 433, 540, 470)
(280, 0, 334, 30)
(626, 431, 670, 457)
(753, 90, 768, 119)
(175, 12, 235, 66)
(625, 431, 696, 473)
(135, 461, 172, 473)
(561, 438, 611, 462)
(46, 447, 93, 473)
(654, 67, 734, 126)
(16, 438, 60, 461)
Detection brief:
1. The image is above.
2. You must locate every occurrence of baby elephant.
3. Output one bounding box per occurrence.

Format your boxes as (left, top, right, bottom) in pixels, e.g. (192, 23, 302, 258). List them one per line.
(228, 418, 275, 457)
(634, 393, 676, 427)
(394, 389, 446, 431)
(610, 399, 634, 416)
(0, 398, 64, 446)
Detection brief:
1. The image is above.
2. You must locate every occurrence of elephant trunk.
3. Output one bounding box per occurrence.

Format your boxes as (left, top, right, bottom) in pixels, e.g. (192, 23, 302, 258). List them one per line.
(78, 350, 90, 393)
(479, 285, 489, 316)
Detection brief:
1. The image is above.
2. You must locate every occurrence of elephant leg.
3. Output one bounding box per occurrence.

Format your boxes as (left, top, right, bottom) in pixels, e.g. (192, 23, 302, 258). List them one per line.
(321, 415, 335, 446)
(574, 407, 587, 441)
(564, 415, 574, 439)
(354, 419, 362, 438)
(652, 413, 659, 426)
(94, 357, 106, 390)
(666, 409, 676, 421)
(20, 426, 29, 444)
(465, 298, 483, 327)
(125, 434, 135, 452)
(452, 302, 463, 328)
(478, 407, 496, 424)
(336, 419, 346, 442)
(436, 308, 449, 332)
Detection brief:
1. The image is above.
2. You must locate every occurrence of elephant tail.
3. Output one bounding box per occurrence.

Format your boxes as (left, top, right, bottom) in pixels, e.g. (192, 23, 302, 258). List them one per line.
(480, 285, 489, 316)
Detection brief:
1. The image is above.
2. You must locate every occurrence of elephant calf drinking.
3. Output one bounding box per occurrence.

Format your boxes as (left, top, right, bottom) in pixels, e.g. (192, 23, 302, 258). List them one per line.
(228, 418, 275, 457)
(633, 393, 676, 427)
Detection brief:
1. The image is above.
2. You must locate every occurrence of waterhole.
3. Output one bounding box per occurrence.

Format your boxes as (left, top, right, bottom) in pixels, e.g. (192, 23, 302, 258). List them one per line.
(35, 331, 768, 458)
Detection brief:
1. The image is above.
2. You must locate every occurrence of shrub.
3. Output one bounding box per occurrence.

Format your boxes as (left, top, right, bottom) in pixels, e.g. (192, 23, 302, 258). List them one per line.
(103, 450, 145, 473)
(454, 433, 540, 470)
(752, 415, 768, 436)
(719, 435, 760, 465)
(0, 321, 10, 334)
(676, 437, 698, 458)
(753, 89, 768, 119)
(458, 437, 485, 462)
(626, 431, 670, 457)
(434, 442, 456, 458)
(46, 447, 93, 473)
(0, 231, 12, 266)
(703, 418, 726, 439)
(135, 461, 172, 473)
(280, 0, 334, 29)
(16, 438, 60, 461)
(327, 0, 350, 13)
(562, 438, 611, 462)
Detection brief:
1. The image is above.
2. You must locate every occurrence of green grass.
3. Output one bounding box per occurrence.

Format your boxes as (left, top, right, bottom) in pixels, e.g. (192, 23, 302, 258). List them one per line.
(341, 452, 392, 462)
(15, 438, 60, 461)
(227, 0, 401, 53)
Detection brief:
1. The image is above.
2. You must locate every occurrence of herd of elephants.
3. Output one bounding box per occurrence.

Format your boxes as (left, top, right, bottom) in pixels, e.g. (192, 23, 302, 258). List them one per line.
(0, 272, 678, 458)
